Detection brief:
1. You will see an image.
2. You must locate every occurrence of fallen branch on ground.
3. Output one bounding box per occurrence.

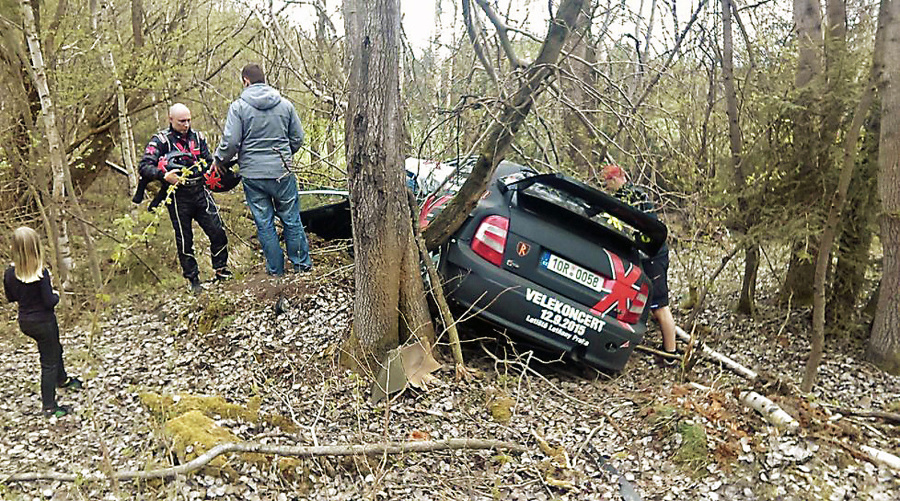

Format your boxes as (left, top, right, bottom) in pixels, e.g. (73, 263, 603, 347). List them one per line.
(859, 445, 900, 471)
(820, 404, 900, 425)
(690, 380, 799, 433)
(676, 326, 805, 431)
(636, 344, 680, 359)
(738, 390, 800, 431)
(2, 438, 526, 483)
(675, 326, 758, 380)
(815, 435, 900, 472)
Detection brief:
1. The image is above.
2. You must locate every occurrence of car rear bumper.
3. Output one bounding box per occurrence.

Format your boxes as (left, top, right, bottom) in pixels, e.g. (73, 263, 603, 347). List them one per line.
(442, 243, 646, 372)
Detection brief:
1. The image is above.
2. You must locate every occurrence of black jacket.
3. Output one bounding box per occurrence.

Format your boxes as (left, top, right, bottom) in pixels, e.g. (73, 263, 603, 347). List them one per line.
(139, 126, 213, 183)
(615, 182, 669, 257)
(4, 266, 59, 323)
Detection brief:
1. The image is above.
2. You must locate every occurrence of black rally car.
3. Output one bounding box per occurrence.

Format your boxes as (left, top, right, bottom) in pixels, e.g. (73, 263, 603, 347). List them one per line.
(418, 158, 667, 372)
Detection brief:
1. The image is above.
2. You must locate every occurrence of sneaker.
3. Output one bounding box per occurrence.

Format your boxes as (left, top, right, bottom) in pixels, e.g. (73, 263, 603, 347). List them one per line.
(43, 405, 70, 418)
(660, 351, 680, 367)
(58, 377, 83, 390)
(291, 264, 311, 274)
(189, 278, 203, 295)
(215, 268, 234, 281)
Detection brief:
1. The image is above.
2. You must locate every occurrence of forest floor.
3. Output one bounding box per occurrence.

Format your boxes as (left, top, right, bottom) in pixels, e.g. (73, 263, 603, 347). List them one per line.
(0, 241, 898, 501)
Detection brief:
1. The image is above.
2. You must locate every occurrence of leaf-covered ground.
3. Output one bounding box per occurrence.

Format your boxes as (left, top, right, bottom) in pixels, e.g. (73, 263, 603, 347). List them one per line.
(1, 245, 898, 500)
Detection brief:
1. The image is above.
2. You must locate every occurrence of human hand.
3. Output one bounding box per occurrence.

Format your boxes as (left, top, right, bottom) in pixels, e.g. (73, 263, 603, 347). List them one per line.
(164, 170, 181, 185)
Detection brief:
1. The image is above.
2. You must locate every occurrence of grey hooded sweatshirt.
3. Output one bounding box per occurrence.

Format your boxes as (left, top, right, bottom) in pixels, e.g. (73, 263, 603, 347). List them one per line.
(214, 83, 304, 179)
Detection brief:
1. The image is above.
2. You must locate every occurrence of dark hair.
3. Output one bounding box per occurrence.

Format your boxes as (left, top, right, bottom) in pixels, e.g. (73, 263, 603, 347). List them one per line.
(241, 64, 266, 84)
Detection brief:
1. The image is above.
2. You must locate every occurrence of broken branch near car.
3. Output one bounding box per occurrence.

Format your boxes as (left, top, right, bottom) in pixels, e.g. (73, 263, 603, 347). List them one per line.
(422, 0, 588, 251)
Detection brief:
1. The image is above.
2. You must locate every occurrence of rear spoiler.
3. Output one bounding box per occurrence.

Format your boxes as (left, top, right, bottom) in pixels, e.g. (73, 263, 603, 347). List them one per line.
(502, 173, 668, 256)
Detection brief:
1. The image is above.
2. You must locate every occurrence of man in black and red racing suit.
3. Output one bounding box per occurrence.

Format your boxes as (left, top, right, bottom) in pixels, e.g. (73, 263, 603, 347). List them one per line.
(138, 103, 231, 293)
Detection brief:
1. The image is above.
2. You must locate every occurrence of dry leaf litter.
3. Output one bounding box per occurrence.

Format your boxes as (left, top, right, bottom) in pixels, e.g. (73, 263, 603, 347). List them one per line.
(0, 246, 897, 500)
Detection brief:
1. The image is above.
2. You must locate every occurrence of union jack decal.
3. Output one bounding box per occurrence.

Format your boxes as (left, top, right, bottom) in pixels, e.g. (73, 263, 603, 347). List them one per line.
(589, 250, 648, 332)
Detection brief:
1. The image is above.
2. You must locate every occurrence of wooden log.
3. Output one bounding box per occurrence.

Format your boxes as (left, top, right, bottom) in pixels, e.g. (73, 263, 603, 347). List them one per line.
(675, 326, 759, 380)
(2, 438, 527, 483)
(739, 390, 800, 431)
(859, 445, 900, 471)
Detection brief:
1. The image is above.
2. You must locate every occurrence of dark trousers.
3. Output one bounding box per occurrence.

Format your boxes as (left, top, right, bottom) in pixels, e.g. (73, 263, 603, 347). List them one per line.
(19, 318, 67, 410)
(166, 186, 229, 280)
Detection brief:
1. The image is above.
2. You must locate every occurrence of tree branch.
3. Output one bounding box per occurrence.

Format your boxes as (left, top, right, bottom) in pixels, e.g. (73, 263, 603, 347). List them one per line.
(422, 0, 587, 249)
(2, 438, 527, 483)
(474, 0, 524, 68)
(462, 0, 502, 93)
(598, 0, 707, 162)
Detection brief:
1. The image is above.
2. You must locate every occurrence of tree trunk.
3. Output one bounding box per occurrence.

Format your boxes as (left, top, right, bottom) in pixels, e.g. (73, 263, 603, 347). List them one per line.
(561, 19, 596, 176)
(131, 0, 144, 48)
(828, 105, 880, 326)
(722, 0, 743, 182)
(21, 0, 73, 294)
(737, 245, 758, 315)
(722, 0, 756, 315)
(803, 69, 879, 390)
(341, 0, 434, 370)
(802, 0, 886, 389)
(782, 0, 825, 306)
(114, 75, 139, 194)
(867, 0, 900, 375)
(92, 1, 139, 194)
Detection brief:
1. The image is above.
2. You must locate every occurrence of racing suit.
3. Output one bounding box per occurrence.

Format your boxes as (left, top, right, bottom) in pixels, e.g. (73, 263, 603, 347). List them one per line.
(138, 126, 229, 282)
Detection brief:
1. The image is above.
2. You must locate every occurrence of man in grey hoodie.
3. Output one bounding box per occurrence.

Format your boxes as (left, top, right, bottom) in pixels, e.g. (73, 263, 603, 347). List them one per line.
(214, 63, 312, 276)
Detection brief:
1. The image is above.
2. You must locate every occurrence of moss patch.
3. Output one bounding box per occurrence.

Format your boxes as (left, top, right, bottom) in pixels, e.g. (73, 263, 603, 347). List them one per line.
(140, 393, 280, 478)
(673, 421, 709, 474)
(164, 410, 244, 474)
(140, 392, 260, 422)
(488, 396, 516, 424)
(194, 295, 239, 334)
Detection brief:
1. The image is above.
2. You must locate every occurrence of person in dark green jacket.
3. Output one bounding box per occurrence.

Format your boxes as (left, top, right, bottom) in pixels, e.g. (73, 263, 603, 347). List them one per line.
(601, 164, 677, 365)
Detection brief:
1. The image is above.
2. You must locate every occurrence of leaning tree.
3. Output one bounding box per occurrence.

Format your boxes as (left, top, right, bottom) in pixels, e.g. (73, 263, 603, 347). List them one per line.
(342, 0, 589, 372)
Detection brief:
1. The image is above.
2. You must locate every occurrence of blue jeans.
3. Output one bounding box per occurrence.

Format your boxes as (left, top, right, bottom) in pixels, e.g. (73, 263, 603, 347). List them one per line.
(242, 175, 311, 275)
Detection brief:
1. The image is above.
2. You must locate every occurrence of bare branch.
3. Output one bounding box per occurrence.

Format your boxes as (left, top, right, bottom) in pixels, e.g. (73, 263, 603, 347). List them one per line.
(598, 0, 708, 162)
(2, 438, 527, 483)
(462, 0, 502, 93)
(474, 0, 524, 68)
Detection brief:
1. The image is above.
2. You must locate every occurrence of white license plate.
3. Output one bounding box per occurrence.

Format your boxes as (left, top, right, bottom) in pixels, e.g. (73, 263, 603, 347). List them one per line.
(542, 253, 604, 292)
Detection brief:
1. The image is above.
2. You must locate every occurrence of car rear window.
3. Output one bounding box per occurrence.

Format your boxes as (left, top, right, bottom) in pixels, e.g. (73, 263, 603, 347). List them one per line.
(518, 180, 639, 243)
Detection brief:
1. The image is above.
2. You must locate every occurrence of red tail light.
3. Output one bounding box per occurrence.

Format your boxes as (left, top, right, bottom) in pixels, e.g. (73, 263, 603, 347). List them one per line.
(619, 283, 649, 324)
(471, 215, 509, 266)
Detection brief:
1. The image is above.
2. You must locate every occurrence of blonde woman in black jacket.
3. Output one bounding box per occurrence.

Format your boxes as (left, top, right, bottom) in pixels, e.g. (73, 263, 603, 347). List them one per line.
(3, 227, 82, 418)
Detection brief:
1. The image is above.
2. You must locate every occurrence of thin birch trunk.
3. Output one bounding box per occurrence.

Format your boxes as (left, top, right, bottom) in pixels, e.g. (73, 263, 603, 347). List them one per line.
(21, 0, 73, 294)
(95, 1, 139, 193)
